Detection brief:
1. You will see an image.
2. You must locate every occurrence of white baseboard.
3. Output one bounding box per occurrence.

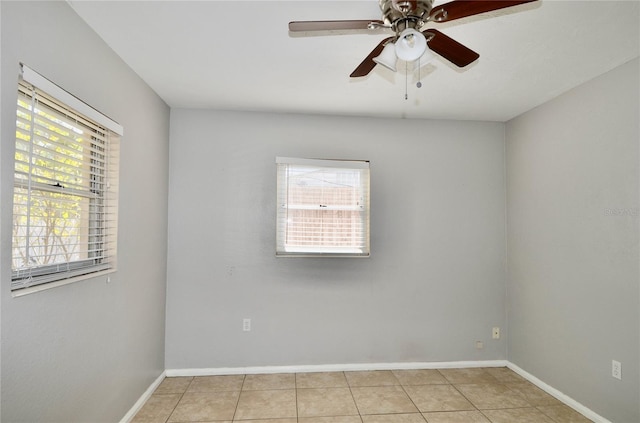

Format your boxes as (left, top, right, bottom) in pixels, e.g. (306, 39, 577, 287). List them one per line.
(507, 362, 611, 423)
(119, 371, 166, 423)
(165, 360, 509, 377)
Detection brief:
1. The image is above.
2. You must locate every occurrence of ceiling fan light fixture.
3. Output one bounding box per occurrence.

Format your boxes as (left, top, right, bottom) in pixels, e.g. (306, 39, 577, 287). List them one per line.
(394, 28, 427, 62)
(373, 42, 398, 72)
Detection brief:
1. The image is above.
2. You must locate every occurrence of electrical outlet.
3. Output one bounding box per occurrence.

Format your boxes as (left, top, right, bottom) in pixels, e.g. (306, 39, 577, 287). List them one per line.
(612, 360, 622, 380)
(492, 327, 500, 339)
(243, 318, 251, 332)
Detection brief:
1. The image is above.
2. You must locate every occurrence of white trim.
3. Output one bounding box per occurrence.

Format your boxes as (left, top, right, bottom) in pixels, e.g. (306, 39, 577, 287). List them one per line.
(119, 371, 166, 423)
(20, 63, 124, 135)
(276, 156, 370, 169)
(507, 362, 612, 423)
(165, 360, 509, 377)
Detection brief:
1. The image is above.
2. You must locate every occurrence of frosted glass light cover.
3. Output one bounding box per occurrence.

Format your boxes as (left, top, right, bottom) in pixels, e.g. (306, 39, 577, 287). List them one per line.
(395, 28, 427, 61)
(373, 42, 398, 71)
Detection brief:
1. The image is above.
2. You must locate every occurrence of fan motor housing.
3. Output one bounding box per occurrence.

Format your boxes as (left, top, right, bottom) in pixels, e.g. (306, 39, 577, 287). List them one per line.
(380, 0, 434, 31)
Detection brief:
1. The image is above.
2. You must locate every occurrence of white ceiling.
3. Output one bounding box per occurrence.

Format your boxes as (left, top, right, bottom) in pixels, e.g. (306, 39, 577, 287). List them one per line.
(68, 0, 639, 122)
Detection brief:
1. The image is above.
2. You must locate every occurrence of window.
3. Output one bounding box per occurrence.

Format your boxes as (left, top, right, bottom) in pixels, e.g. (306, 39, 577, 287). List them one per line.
(11, 64, 122, 293)
(276, 157, 370, 257)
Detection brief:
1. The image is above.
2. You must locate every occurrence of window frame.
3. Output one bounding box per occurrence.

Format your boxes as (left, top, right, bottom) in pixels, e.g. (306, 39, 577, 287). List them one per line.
(276, 157, 370, 258)
(11, 64, 122, 295)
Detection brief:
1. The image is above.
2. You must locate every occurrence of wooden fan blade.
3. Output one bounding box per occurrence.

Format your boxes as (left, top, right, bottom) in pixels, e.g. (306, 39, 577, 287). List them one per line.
(429, 0, 537, 22)
(423, 29, 479, 67)
(289, 20, 384, 32)
(350, 37, 394, 78)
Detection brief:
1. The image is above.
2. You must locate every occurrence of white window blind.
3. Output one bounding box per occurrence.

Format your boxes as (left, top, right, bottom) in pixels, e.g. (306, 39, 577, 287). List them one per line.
(276, 157, 370, 257)
(11, 66, 121, 292)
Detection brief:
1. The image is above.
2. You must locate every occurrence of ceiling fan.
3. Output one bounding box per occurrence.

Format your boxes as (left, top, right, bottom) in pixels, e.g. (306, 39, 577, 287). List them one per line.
(289, 0, 537, 78)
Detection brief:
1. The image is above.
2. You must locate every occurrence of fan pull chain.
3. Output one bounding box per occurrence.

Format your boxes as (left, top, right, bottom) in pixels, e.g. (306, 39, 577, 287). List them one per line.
(405, 64, 408, 100)
(405, 60, 424, 100)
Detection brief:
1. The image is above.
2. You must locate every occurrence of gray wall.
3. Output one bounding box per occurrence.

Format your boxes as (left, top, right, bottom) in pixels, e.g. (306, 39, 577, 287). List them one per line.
(506, 58, 639, 422)
(0, 2, 170, 421)
(166, 110, 507, 369)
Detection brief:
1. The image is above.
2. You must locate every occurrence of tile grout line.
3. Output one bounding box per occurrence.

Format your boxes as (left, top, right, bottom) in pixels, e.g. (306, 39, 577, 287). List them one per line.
(443, 369, 548, 423)
(394, 374, 428, 422)
(536, 404, 572, 423)
(437, 369, 489, 421)
(230, 374, 246, 422)
(165, 376, 193, 423)
(399, 392, 426, 421)
(294, 372, 299, 423)
(344, 371, 365, 422)
(356, 373, 364, 423)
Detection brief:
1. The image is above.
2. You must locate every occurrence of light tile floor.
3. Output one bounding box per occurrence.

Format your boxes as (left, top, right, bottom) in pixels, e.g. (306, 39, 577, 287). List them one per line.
(132, 367, 593, 423)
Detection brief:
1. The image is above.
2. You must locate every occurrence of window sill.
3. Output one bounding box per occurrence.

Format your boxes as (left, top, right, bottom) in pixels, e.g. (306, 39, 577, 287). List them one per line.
(11, 268, 116, 298)
(276, 252, 370, 258)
